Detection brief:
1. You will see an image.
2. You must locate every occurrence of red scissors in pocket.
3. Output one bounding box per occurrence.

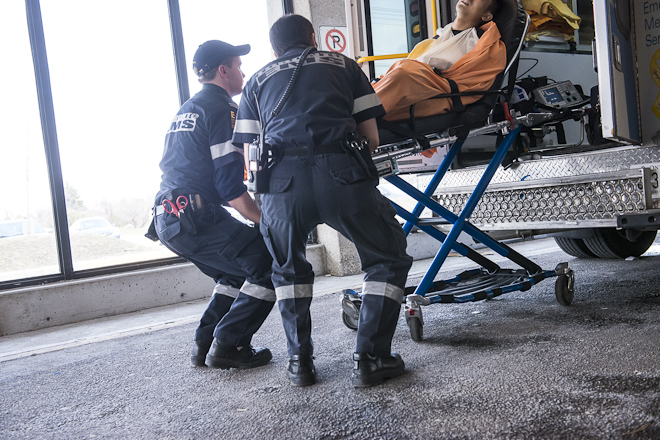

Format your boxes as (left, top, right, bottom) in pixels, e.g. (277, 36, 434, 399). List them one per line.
(162, 195, 189, 217)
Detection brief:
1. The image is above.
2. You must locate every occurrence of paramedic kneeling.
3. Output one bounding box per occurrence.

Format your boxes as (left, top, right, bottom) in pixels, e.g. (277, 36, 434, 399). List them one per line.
(154, 40, 275, 370)
(233, 15, 413, 388)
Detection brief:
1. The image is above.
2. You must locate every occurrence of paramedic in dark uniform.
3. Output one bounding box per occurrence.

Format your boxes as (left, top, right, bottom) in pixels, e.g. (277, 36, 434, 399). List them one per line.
(233, 15, 413, 388)
(154, 40, 275, 370)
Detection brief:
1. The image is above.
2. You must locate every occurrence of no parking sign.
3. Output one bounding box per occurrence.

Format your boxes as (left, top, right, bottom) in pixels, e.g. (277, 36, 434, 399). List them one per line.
(319, 26, 348, 55)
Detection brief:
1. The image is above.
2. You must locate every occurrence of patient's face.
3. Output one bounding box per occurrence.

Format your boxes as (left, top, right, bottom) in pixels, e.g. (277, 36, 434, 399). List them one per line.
(455, 0, 494, 27)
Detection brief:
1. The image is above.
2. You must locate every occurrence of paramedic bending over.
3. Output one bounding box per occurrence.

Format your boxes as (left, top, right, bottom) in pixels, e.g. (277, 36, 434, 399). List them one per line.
(233, 14, 413, 388)
(374, 0, 505, 122)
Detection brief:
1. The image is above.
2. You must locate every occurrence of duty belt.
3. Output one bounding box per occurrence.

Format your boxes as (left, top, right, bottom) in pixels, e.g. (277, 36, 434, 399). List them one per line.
(155, 193, 204, 216)
(280, 142, 346, 157)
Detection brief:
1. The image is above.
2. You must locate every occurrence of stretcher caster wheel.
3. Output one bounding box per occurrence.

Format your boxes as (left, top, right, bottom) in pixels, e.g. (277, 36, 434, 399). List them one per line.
(408, 317, 423, 342)
(340, 290, 361, 330)
(342, 310, 359, 330)
(555, 273, 574, 306)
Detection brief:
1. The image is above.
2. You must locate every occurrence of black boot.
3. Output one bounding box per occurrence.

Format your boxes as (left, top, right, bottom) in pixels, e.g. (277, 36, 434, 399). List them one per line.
(205, 339, 272, 369)
(352, 352, 405, 388)
(191, 340, 213, 367)
(286, 355, 317, 387)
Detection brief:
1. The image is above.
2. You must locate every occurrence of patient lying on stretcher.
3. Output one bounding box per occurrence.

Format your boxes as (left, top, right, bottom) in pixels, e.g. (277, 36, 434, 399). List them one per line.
(373, 0, 506, 123)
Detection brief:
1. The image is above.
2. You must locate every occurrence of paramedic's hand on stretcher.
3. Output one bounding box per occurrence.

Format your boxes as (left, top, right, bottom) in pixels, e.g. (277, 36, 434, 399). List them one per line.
(356, 118, 379, 153)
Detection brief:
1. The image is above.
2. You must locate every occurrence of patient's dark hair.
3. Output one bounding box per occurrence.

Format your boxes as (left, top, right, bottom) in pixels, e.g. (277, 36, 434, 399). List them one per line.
(487, 0, 504, 20)
(269, 14, 315, 56)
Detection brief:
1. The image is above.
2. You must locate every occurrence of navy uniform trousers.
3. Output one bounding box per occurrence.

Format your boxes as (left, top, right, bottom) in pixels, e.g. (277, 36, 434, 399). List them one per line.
(155, 203, 275, 347)
(260, 151, 413, 358)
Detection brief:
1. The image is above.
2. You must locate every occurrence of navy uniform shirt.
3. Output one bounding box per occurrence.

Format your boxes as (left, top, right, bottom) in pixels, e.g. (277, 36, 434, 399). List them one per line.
(233, 47, 385, 148)
(157, 83, 245, 205)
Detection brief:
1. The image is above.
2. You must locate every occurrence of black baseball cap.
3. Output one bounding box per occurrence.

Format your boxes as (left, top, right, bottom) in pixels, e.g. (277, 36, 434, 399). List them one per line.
(192, 40, 250, 76)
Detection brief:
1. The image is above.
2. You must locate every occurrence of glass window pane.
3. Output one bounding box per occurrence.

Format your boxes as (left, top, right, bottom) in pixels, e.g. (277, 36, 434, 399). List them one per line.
(575, 0, 594, 47)
(179, 0, 272, 102)
(0, 3, 60, 283)
(41, 1, 180, 271)
(369, 0, 425, 77)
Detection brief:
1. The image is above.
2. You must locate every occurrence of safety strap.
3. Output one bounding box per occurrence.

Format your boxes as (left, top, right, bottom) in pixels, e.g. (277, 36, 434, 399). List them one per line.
(445, 78, 465, 112)
(504, 57, 519, 101)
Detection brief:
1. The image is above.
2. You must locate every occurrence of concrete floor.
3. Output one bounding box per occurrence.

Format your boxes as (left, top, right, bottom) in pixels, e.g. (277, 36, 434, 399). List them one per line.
(1, 237, 659, 439)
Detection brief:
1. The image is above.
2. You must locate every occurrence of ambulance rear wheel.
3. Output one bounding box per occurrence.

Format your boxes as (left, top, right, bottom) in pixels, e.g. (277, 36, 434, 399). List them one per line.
(583, 228, 656, 259)
(554, 237, 596, 258)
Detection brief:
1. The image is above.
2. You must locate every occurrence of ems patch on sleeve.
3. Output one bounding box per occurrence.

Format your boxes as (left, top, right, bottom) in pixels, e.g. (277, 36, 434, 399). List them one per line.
(168, 112, 199, 133)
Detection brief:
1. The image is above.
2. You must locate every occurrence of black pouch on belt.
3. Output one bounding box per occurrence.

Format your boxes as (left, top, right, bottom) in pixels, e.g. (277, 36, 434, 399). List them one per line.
(341, 134, 378, 180)
(178, 209, 198, 236)
(194, 203, 233, 232)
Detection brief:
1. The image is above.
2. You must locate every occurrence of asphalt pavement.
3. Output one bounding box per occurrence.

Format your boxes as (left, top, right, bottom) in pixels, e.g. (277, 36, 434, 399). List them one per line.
(1, 237, 659, 439)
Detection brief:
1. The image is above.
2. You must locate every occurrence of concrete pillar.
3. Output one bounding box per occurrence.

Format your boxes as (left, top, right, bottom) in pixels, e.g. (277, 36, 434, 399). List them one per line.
(266, 0, 347, 41)
(316, 224, 362, 276)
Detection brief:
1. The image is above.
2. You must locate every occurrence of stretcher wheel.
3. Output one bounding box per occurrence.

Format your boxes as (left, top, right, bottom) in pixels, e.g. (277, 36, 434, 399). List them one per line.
(342, 310, 359, 330)
(340, 295, 361, 330)
(555, 274, 574, 306)
(408, 317, 423, 342)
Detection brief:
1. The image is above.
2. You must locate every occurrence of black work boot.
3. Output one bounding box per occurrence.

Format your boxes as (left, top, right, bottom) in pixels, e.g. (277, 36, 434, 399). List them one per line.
(191, 340, 213, 367)
(352, 352, 405, 388)
(286, 355, 317, 387)
(205, 339, 272, 370)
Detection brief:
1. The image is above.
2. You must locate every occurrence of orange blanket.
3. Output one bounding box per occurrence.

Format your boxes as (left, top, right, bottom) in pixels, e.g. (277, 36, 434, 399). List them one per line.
(373, 21, 506, 122)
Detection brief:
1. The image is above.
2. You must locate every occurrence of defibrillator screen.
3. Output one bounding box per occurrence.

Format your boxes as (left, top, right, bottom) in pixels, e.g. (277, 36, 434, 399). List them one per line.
(539, 87, 563, 105)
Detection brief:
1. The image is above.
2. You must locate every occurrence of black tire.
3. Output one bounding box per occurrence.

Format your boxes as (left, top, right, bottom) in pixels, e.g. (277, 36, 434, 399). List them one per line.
(554, 237, 597, 258)
(408, 317, 423, 342)
(555, 274, 574, 305)
(342, 311, 359, 330)
(583, 228, 657, 259)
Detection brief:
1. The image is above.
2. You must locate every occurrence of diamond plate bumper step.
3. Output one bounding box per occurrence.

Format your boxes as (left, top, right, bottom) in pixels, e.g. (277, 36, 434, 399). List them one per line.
(432, 168, 655, 230)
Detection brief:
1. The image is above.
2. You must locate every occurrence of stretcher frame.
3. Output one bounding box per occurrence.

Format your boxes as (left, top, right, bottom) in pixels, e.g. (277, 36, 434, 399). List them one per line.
(339, 0, 579, 340)
(341, 112, 577, 341)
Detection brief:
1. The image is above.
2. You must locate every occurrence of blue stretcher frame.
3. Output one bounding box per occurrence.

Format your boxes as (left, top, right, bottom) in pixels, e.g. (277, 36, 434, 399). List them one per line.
(340, 119, 575, 340)
(383, 125, 555, 299)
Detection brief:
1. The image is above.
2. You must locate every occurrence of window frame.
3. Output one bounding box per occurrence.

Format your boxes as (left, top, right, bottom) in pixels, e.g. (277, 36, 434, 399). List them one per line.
(0, 0, 190, 291)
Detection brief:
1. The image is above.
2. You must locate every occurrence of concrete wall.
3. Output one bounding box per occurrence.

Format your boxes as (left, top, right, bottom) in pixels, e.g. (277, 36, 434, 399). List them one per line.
(0, 231, 443, 336)
(0, 264, 214, 337)
(309, 0, 346, 30)
(0, 245, 329, 337)
(266, 0, 346, 45)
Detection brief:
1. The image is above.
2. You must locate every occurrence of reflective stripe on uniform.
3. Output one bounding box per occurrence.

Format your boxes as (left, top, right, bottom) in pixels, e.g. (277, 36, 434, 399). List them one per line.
(352, 93, 382, 115)
(210, 140, 242, 160)
(241, 281, 276, 302)
(275, 284, 313, 301)
(234, 119, 261, 135)
(361, 281, 404, 303)
(213, 283, 240, 298)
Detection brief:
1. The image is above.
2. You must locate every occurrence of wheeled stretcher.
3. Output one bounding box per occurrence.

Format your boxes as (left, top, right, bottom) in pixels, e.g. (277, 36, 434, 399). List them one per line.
(340, 0, 582, 341)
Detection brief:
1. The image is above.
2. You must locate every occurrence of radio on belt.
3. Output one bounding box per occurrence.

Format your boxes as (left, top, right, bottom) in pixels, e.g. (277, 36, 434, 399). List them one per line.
(532, 80, 588, 109)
